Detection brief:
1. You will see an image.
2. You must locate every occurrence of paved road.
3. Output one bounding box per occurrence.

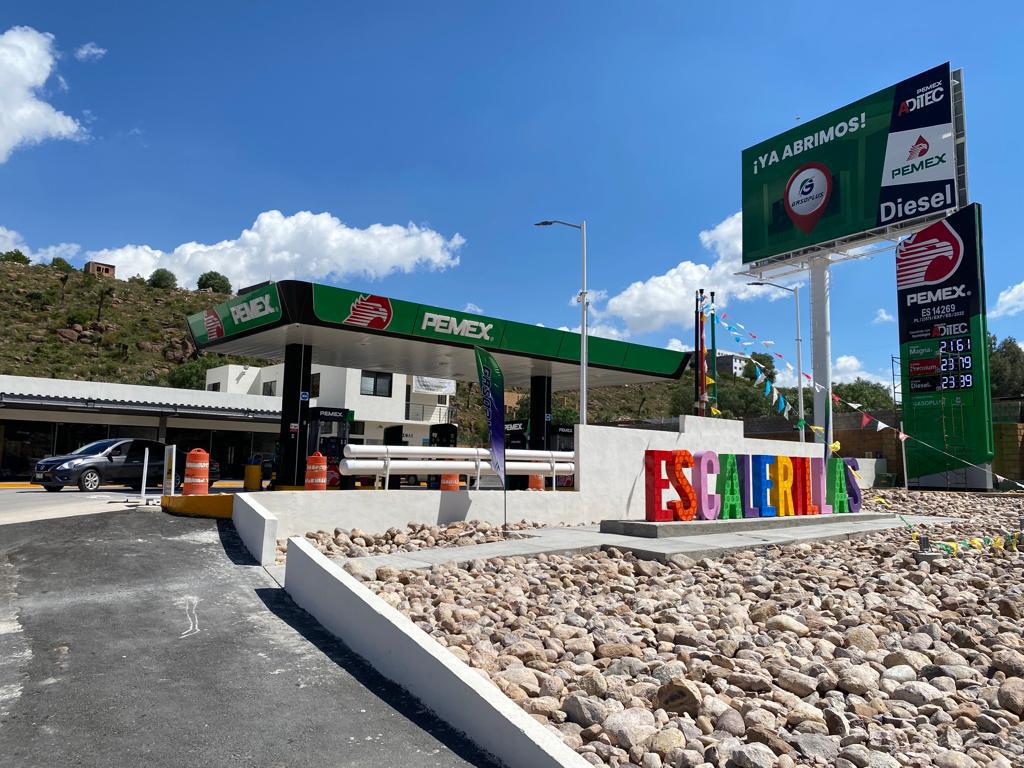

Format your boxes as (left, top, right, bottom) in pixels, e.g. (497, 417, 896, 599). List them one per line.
(0, 487, 137, 527)
(0, 508, 497, 768)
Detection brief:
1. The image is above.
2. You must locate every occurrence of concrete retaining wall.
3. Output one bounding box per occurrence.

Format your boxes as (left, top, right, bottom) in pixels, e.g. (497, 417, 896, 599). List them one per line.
(284, 537, 588, 768)
(233, 494, 279, 566)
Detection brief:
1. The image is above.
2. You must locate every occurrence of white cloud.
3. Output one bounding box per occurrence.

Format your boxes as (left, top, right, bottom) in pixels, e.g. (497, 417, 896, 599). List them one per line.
(463, 302, 483, 313)
(74, 42, 106, 61)
(603, 212, 789, 334)
(0, 26, 84, 162)
(86, 209, 464, 289)
(0, 224, 79, 264)
(666, 338, 692, 352)
(872, 308, 895, 324)
(557, 322, 630, 341)
(990, 281, 1024, 319)
(833, 354, 889, 385)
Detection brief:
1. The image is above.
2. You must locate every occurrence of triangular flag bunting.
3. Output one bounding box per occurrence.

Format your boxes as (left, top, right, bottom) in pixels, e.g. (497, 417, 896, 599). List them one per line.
(710, 406, 722, 416)
(831, 393, 841, 403)
(764, 380, 772, 396)
(995, 474, 1005, 482)
(772, 389, 779, 405)
(796, 418, 805, 429)
(776, 395, 785, 413)
(762, 340, 775, 347)
(749, 332, 757, 339)
(705, 375, 715, 385)
(774, 352, 784, 359)
(741, 341, 755, 347)
(848, 402, 862, 409)
(785, 362, 794, 372)
(860, 413, 871, 428)
(876, 421, 888, 431)
(828, 440, 841, 454)
(813, 383, 825, 392)
(898, 432, 909, 442)
(784, 402, 793, 418)
(809, 425, 825, 434)
(734, 322, 744, 330)
(803, 372, 812, 381)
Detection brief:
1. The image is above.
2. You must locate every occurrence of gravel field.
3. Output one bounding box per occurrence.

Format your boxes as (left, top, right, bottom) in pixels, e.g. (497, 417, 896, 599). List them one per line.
(276, 519, 600, 563)
(359, 490, 1024, 768)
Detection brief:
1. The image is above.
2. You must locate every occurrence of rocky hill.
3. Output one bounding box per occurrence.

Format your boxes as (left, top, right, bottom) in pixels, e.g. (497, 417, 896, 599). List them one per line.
(0, 261, 263, 384)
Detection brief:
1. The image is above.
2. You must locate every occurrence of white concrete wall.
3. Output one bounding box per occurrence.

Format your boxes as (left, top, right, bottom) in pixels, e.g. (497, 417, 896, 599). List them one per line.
(248, 489, 586, 541)
(576, 418, 821, 519)
(310, 364, 348, 408)
(231, 418, 834, 558)
(233, 493, 279, 566)
(284, 538, 589, 768)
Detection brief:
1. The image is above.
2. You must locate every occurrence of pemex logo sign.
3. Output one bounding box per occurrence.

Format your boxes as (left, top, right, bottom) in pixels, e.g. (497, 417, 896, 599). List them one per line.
(203, 309, 224, 340)
(343, 294, 393, 329)
(895, 218, 964, 290)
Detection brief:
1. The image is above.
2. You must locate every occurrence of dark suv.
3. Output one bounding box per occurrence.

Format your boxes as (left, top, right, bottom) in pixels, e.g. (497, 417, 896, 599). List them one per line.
(34, 438, 220, 492)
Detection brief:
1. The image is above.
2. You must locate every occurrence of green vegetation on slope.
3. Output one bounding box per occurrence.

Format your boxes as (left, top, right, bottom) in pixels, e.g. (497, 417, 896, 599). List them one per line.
(0, 261, 265, 384)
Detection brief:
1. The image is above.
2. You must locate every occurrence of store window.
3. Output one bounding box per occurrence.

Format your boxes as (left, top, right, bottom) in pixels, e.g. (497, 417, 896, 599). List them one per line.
(262, 380, 277, 396)
(349, 420, 365, 436)
(207, 382, 221, 392)
(359, 371, 392, 398)
(310, 372, 321, 398)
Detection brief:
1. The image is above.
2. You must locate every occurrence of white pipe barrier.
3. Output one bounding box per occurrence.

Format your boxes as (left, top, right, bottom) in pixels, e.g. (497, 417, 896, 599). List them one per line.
(338, 459, 575, 475)
(343, 444, 573, 462)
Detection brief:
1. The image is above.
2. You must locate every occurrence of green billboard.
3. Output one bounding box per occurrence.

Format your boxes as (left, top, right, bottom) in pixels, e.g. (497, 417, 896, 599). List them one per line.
(897, 204, 993, 486)
(742, 63, 958, 265)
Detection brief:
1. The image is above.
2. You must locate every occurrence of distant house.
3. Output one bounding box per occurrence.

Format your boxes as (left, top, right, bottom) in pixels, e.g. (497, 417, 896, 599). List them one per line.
(84, 261, 116, 279)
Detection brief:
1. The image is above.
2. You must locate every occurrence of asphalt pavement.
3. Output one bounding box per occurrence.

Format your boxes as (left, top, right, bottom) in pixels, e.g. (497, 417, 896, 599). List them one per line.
(0, 505, 498, 768)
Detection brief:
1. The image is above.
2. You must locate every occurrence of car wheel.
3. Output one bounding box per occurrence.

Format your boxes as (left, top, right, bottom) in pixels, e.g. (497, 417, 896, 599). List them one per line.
(43, 485, 63, 492)
(77, 469, 101, 492)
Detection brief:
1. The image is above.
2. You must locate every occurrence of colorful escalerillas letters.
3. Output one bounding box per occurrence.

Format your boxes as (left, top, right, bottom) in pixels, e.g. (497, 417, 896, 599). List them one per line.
(644, 450, 860, 522)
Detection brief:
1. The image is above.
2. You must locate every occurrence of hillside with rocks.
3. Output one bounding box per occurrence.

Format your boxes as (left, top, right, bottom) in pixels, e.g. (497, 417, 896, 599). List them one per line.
(0, 261, 264, 385)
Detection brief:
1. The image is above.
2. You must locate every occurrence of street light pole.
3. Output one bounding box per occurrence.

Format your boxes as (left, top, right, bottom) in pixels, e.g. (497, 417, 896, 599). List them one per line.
(579, 220, 588, 426)
(749, 280, 805, 442)
(535, 219, 588, 425)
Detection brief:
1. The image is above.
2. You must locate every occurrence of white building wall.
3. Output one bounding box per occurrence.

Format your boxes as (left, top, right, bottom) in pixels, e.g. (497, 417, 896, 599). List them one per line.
(342, 368, 407, 423)
(206, 364, 261, 394)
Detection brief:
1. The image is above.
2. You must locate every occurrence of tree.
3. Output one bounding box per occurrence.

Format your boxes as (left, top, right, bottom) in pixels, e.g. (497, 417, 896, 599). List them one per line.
(197, 271, 231, 294)
(147, 268, 178, 290)
(831, 378, 895, 412)
(58, 271, 71, 304)
(742, 352, 776, 382)
(989, 335, 1024, 397)
(49, 256, 75, 272)
(95, 285, 116, 323)
(0, 249, 29, 265)
(163, 356, 227, 390)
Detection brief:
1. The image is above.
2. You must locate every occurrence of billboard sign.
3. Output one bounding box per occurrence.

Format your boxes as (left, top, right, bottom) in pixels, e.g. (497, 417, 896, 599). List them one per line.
(742, 63, 959, 265)
(897, 203, 992, 485)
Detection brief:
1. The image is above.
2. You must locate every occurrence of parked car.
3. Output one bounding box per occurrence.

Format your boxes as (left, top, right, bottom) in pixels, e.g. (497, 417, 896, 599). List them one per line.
(34, 438, 220, 492)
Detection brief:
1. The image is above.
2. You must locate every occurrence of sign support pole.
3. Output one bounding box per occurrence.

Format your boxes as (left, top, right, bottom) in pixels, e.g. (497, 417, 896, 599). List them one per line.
(810, 257, 833, 451)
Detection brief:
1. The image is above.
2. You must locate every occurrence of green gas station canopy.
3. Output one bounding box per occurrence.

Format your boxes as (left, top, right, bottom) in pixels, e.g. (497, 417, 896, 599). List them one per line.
(187, 281, 689, 391)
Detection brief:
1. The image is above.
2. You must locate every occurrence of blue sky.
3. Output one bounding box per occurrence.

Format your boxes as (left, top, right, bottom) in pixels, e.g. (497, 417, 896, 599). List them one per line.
(1, 2, 1021, 388)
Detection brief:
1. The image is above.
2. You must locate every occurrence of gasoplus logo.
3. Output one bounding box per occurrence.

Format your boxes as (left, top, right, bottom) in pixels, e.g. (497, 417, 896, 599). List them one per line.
(784, 162, 832, 234)
(645, 450, 861, 522)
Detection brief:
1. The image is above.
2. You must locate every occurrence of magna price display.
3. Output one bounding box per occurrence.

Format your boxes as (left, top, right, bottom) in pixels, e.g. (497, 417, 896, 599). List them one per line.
(896, 203, 993, 482)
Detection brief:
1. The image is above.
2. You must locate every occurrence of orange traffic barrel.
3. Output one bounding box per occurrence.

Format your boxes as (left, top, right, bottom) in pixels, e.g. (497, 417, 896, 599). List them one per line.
(305, 451, 328, 490)
(183, 448, 209, 496)
(528, 474, 545, 491)
(440, 473, 460, 491)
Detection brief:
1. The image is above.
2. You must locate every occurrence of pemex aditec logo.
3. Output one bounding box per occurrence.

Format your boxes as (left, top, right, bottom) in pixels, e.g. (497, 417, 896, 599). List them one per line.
(203, 309, 224, 340)
(895, 218, 964, 290)
(343, 294, 393, 329)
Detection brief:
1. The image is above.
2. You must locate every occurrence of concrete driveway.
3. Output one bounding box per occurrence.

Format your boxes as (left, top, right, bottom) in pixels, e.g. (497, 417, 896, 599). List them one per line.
(0, 508, 498, 768)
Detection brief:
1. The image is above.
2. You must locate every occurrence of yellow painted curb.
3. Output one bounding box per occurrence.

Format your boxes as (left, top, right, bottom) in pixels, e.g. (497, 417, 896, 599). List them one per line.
(161, 494, 234, 519)
(0, 482, 42, 489)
